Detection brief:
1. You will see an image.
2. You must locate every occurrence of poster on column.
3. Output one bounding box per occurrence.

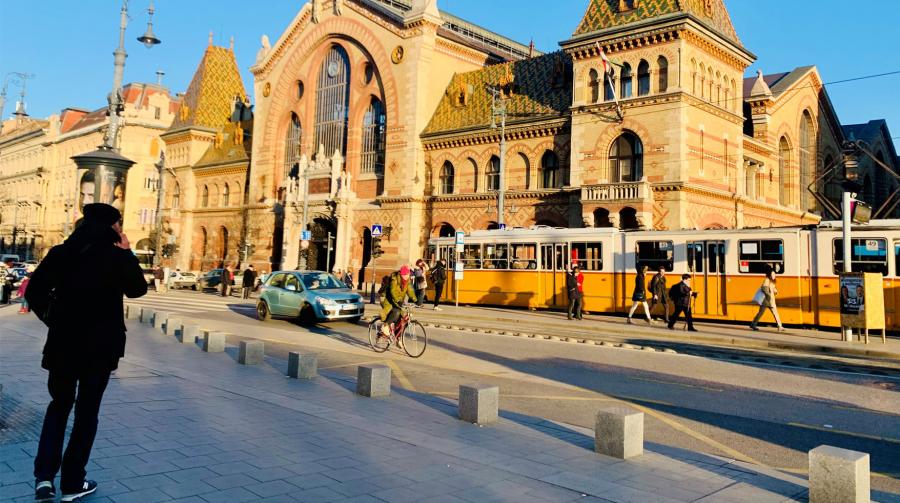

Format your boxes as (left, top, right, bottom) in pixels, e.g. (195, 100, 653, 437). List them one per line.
(839, 274, 863, 315)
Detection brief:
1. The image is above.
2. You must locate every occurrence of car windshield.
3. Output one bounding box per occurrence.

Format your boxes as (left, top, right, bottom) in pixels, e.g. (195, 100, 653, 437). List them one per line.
(300, 273, 345, 290)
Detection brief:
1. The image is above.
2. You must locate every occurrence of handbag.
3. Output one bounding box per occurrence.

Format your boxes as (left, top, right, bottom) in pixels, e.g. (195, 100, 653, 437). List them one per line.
(752, 288, 765, 306)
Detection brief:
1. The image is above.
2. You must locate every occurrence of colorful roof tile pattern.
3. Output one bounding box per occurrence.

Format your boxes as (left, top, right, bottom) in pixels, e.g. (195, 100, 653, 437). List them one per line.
(573, 0, 741, 45)
(195, 119, 253, 168)
(169, 46, 247, 132)
(422, 52, 572, 136)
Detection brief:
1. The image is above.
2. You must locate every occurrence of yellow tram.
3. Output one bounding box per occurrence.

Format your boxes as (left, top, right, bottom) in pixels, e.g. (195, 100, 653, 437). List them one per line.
(427, 222, 900, 331)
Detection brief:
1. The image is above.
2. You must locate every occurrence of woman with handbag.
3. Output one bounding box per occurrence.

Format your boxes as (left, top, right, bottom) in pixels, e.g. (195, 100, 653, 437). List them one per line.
(750, 268, 784, 331)
(627, 265, 653, 325)
(413, 259, 429, 307)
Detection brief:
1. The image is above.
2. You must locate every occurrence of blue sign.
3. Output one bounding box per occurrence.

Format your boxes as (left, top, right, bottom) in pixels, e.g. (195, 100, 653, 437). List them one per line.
(301, 230, 311, 241)
(371, 224, 383, 237)
(455, 231, 465, 245)
(499, 223, 506, 230)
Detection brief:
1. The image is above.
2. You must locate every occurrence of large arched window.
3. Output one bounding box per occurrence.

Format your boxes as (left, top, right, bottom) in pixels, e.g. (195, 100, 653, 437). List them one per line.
(779, 136, 791, 206)
(201, 185, 209, 207)
(540, 151, 560, 189)
(284, 113, 302, 176)
(799, 111, 815, 211)
(172, 182, 180, 209)
(361, 97, 386, 174)
(604, 69, 616, 101)
(637, 60, 650, 96)
(314, 45, 351, 157)
(222, 183, 230, 207)
(440, 161, 455, 195)
(486, 156, 500, 192)
(620, 63, 633, 98)
(657, 56, 668, 93)
(609, 132, 643, 182)
(588, 69, 600, 104)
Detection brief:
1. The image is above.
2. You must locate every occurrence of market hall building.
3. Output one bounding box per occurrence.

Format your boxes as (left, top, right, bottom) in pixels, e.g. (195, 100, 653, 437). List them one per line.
(160, 0, 898, 281)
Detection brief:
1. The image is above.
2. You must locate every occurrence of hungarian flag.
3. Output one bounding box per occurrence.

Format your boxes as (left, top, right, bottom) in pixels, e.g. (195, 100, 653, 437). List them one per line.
(597, 42, 614, 77)
(596, 42, 618, 104)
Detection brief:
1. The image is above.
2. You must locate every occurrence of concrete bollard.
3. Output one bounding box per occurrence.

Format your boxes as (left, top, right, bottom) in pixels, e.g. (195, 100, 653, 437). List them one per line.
(165, 318, 183, 337)
(125, 304, 141, 320)
(594, 406, 644, 459)
(239, 340, 264, 365)
(153, 311, 170, 330)
(287, 352, 318, 379)
(458, 384, 499, 425)
(179, 324, 199, 345)
(356, 365, 391, 398)
(809, 445, 870, 503)
(202, 332, 226, 353)
(141, 309, 156, 324)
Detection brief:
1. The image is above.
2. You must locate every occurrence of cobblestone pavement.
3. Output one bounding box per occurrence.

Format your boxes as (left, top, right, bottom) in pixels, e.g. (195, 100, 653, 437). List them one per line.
(2, 310, 895, 503)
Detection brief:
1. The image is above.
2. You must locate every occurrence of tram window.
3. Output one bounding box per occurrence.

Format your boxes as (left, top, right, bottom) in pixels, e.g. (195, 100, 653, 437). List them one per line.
(687, 243, 704, 273)
(572, 242, 603, 271)
(426, 245, 436, 262)
(462, 244, 482, 269)
(738, 240, 784, 274)
(483, 243, 509, 269)
(895, 241, 900, 276)
(833, 238, 888, 275)
(510, 243, 537, 270)
(636, 241, 674, 272)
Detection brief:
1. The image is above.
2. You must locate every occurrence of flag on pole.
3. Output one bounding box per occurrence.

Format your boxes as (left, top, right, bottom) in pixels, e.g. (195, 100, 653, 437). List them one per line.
(596, 42, 622, 115)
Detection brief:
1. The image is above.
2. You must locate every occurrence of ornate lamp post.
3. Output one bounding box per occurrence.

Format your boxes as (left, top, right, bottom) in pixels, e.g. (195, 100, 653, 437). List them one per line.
(71, 1, 161, 222)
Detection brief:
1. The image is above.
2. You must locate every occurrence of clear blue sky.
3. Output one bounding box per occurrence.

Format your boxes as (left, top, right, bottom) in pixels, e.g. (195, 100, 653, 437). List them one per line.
(1, 0, 898, 140)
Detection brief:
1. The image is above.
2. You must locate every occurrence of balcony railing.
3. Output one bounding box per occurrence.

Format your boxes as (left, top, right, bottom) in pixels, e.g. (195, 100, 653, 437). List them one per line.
(581, 181, 650, 202)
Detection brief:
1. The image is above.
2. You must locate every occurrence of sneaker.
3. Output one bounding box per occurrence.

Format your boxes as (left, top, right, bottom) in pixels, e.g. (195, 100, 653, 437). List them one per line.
(688, 328, 699, 332)
(61, 480, 97, 502)
(433, 307, 442, 311)
(34, 480, 55, 502)
(626, 318, 633, 324)
(646, 318, 653, 325)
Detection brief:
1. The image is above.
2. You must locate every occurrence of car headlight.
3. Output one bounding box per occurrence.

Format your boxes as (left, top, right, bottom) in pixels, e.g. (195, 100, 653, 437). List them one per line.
(316, 298, 338, 307)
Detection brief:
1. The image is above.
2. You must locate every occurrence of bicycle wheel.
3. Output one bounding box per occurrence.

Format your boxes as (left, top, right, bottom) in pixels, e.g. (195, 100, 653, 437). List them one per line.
(368, 319, 390, 353)
(402, 321, 427, 358)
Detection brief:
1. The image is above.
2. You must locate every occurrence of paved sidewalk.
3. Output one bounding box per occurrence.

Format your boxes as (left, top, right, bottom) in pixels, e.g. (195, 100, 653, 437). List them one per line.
(361, 303, 900, 363)
(1, 311, 895, 503)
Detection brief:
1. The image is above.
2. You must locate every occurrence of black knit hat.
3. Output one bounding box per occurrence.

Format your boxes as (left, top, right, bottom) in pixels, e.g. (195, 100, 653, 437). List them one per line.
(82, 203, 121, 227)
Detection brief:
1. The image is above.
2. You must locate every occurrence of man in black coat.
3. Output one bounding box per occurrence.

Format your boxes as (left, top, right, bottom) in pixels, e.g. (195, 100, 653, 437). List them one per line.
(430, 259, 447, 311)
(220, 265, 231, 297)
(26, 203, 147, 502)
(667, 274, 698, 332)
(241, 265, 256, 299)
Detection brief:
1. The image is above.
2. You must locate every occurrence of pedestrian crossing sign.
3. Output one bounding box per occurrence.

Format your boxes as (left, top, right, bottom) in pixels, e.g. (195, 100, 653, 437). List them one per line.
(372, 224, 383, 237)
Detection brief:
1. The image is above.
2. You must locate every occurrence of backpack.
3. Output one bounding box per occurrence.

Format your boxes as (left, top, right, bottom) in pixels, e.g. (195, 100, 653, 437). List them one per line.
(377, 274, 392, 296)
(431, 266, 445, 283)
(668, 283, 682, 302)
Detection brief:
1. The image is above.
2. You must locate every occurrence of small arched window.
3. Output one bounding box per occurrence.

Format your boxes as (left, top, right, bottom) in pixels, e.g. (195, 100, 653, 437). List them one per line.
(541, 151, 560, 189)
(201, 185, 209, 208)
(588, 69, 600, 104)
(609, 132, 643, 182)
(172, 182, 181, 209)
(486, 156, 500, 192)
(637, 60, 650, 96)
(657, 56, 668, 93)
(440, 161, 455, 195)
(779, 136, 791, 206)
(222, 183, 230, 207)
(620, 63, 633, 98)
(604, 69, 616, 101)
(361, 97, 386, 174)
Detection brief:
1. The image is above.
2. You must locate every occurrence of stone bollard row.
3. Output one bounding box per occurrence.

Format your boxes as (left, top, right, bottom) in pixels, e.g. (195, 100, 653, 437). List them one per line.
(179, 324, 199, 345)
(203, 332, 226, 353)
(153, 311, 170, 330)
(458, 384, 499, 425)
(809, 445, 869, 503)
(125, 304, 141, 320)
(594, 406, 644, 459)
(141, 309, 156, 324)
(165, 318, 182, 337)
(239, 340, 264, 365)
(288, 352, 318, 379)
(357, 365, 391, 398)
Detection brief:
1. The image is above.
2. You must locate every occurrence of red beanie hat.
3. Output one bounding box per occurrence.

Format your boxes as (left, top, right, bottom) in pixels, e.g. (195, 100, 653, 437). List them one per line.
(399, 265, 410, 275)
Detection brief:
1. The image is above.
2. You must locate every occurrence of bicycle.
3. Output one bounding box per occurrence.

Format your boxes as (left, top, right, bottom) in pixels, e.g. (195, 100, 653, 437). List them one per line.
(368, 306, 427, 358)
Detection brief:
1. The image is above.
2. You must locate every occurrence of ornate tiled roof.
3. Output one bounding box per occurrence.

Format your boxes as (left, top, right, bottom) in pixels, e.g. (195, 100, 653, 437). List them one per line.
(169, 45, 247, 132)
(422, 52, 572, 136)
(195, 119, 252, 169)
(573, 0, 741, 45)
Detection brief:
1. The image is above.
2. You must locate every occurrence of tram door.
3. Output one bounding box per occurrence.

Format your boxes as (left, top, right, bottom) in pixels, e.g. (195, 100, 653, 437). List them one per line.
(540, 243, 569, 308)
(687, 241, 727, 316)
(437, 245, 455, 301)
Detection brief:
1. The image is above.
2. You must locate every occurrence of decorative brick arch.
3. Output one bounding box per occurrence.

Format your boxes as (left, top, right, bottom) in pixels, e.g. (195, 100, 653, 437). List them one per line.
(594, 120, 653, 159)
(696, 212, 730, 230)
(430, 220, 460, 237)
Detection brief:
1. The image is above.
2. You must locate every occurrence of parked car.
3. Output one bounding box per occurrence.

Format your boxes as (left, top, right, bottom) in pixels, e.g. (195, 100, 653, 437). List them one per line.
(1, 254, 20, 266)
(257, 271, 364, 324)
(7, 267, 27, 288)
(199, 269, 226, 291)
(169, 271, 198, 290)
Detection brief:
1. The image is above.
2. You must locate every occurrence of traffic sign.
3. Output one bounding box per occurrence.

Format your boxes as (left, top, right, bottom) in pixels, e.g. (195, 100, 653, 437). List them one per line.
(455, 231, 465, 245)
(301, 230, 311, 241)
(498, 223, 506, 230)
(372, 224, 383, 237)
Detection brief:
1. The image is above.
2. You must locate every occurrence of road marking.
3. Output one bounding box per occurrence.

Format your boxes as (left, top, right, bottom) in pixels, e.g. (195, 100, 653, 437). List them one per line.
(632, 377, 724, 392)
(787, 422, 900, 444)
(429, 392, 619, 402)
(828, 405, 900, 418)
(386, 360, 416, 392)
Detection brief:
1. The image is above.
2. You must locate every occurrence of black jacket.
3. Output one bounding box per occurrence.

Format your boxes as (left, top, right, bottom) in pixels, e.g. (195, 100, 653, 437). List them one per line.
(631, 273, 647, 302)
(674, 282, 693, 308)
(566, 272, 583, 299)
(431, 263, 447, 284)
(242, 269, 257, 287)
(26, 226, 147, 373)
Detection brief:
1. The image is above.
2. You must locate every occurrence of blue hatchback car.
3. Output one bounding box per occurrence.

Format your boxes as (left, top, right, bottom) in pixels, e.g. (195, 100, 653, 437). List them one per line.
(256, 271, 364, 324)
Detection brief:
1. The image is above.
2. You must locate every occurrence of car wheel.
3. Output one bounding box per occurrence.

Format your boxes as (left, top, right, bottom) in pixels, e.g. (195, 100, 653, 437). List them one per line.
(257, 301, 271, 321)
(298, 304, 317, 326)
(192, 285, 198, 291)
(348, 316, 362, 325)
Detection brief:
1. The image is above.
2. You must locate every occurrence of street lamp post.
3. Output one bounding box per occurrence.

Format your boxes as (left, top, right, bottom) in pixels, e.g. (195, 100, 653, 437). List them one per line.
(71, 1, 160, 223)
(153, 152, 166, 267)
(489, 86, 508, 227)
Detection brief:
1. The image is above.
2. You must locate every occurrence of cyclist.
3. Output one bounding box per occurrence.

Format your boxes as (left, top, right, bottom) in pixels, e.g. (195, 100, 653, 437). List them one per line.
(379, 265, 417, 346)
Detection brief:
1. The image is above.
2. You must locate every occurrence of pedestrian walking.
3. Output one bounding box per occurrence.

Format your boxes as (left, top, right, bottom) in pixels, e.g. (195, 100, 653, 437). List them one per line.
(750, 269, 784, 331)
(649, 265, 669, 323)
(430, 258, 447, 310)
(566, 264, 584, 320)
(413, 259, 429, 307)
(152, 266, 165, 293)
(17, 272, 31, 313)
(241, 265, 257, 299)
(220, 265, 231, 297)
(1, 268, 12, 304)
(343, 269, 354, 289)
(627, 265, 653, 324)
(667, 274, 698, 331)
(26, 203, 148, 502)
(256, 270, 268, 291)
